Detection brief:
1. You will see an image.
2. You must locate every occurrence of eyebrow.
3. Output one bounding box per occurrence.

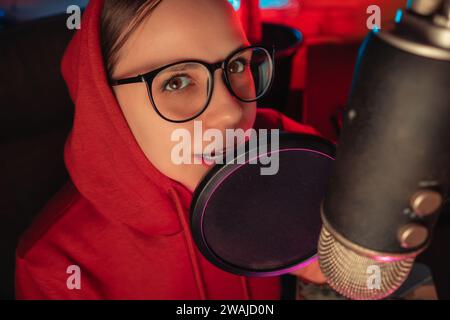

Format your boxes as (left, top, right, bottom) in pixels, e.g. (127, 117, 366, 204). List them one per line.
(216, 44, 249, 63)
(154, 44, 250, 72)
(123, 43, 250, 79)
(232, 44, 249, 54)
(165, 63, 205, 72)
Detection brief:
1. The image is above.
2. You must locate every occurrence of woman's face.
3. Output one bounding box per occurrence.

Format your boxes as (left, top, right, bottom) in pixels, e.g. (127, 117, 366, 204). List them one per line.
(112, 0, 256, 192)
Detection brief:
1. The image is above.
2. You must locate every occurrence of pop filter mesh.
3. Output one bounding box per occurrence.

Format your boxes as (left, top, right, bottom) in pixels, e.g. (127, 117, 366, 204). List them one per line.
(201, 149, 333, 272)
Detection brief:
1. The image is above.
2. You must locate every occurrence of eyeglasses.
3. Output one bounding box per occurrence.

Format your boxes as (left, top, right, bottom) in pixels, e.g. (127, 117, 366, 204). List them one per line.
(110, 45, 275, 123)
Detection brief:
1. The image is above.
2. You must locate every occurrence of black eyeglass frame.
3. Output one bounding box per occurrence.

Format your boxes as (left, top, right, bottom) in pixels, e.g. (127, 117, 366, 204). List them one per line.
(110, 45, 276, 123)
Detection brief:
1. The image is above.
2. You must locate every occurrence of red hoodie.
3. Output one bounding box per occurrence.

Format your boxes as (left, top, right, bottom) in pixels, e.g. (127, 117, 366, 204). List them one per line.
(15, 0, 319, 300)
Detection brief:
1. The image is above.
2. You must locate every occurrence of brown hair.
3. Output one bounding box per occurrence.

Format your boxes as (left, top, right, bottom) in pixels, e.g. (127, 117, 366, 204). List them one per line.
(101, 0, 163, 78)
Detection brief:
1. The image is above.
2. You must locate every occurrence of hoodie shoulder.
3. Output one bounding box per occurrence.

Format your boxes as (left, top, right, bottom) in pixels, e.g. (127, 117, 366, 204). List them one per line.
(16, 181, 88, 258)
(255, 108, 320, 136)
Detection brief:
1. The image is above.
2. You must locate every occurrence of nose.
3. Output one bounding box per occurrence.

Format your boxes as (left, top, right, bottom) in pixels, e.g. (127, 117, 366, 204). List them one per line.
(200, 69, 244, 131)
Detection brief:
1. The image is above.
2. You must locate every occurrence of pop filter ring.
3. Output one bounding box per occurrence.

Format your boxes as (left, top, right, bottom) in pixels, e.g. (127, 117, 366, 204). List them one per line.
(190, 133, 336, 276)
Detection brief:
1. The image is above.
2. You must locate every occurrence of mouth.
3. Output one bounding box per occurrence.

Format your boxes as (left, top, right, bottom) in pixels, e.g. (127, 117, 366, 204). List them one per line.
(193, 136, 252, 166)
(194, 147, 232, 165)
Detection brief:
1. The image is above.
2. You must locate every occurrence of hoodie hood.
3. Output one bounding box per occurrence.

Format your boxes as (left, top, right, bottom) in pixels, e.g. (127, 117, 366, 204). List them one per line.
(60, 0, 319, 239)
(61, 0, 188, 236)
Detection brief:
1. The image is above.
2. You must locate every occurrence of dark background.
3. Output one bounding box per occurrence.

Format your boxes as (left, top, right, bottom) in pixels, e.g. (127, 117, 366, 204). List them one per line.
(1, 0, 449, 300)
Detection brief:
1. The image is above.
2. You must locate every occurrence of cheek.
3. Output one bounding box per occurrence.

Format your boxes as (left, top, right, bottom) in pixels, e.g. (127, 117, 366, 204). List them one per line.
(114, 84, 155, 136)
(114, 85, 174, 169)
(241, 101, 257, 130)
(114, 85, 211, 190)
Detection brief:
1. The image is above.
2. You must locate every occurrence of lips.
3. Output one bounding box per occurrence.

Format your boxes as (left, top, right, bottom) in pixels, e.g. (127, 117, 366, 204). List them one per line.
(194, 147, 230, 164)
(193, 137, 251, 165)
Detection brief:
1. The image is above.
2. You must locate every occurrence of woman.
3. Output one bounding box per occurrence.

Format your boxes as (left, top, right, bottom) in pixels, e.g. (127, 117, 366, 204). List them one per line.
(15, 0, 324, 299)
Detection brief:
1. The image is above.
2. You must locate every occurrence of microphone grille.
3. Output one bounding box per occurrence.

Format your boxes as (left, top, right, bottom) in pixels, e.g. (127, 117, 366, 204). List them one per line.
(318, 226, 415, 300)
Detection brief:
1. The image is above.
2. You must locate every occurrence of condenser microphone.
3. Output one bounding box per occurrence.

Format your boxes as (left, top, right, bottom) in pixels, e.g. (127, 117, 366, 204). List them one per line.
(318, 0, 450, 300)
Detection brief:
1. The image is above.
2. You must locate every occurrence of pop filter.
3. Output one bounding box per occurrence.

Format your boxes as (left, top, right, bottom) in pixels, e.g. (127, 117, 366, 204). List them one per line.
(190, 133, 335, 276)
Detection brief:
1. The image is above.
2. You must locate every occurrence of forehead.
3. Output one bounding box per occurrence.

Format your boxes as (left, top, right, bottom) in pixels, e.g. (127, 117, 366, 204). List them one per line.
(114, 0, 249, 78)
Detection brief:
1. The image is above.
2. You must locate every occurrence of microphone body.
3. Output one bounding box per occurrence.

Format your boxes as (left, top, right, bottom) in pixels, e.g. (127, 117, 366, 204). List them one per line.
(319, 0, 450, 300)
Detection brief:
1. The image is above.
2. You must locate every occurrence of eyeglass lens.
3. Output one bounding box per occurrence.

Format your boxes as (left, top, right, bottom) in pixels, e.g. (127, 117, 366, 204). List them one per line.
(149, 47, 273, 122)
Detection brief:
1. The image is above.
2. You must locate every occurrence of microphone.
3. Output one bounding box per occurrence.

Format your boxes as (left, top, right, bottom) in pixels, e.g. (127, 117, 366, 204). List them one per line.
(318, 0, 450, 300)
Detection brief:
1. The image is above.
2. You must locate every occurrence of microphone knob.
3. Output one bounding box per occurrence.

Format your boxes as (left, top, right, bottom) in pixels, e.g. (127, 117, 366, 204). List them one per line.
(397, 223, 429, 249)
(409, 0, 442, 16)
(410, 189, 443, 216)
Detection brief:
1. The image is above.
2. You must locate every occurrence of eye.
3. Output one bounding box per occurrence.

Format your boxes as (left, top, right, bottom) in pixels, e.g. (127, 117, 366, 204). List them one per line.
(228, 59, 247, 74)
(163, 74, 192, 92)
